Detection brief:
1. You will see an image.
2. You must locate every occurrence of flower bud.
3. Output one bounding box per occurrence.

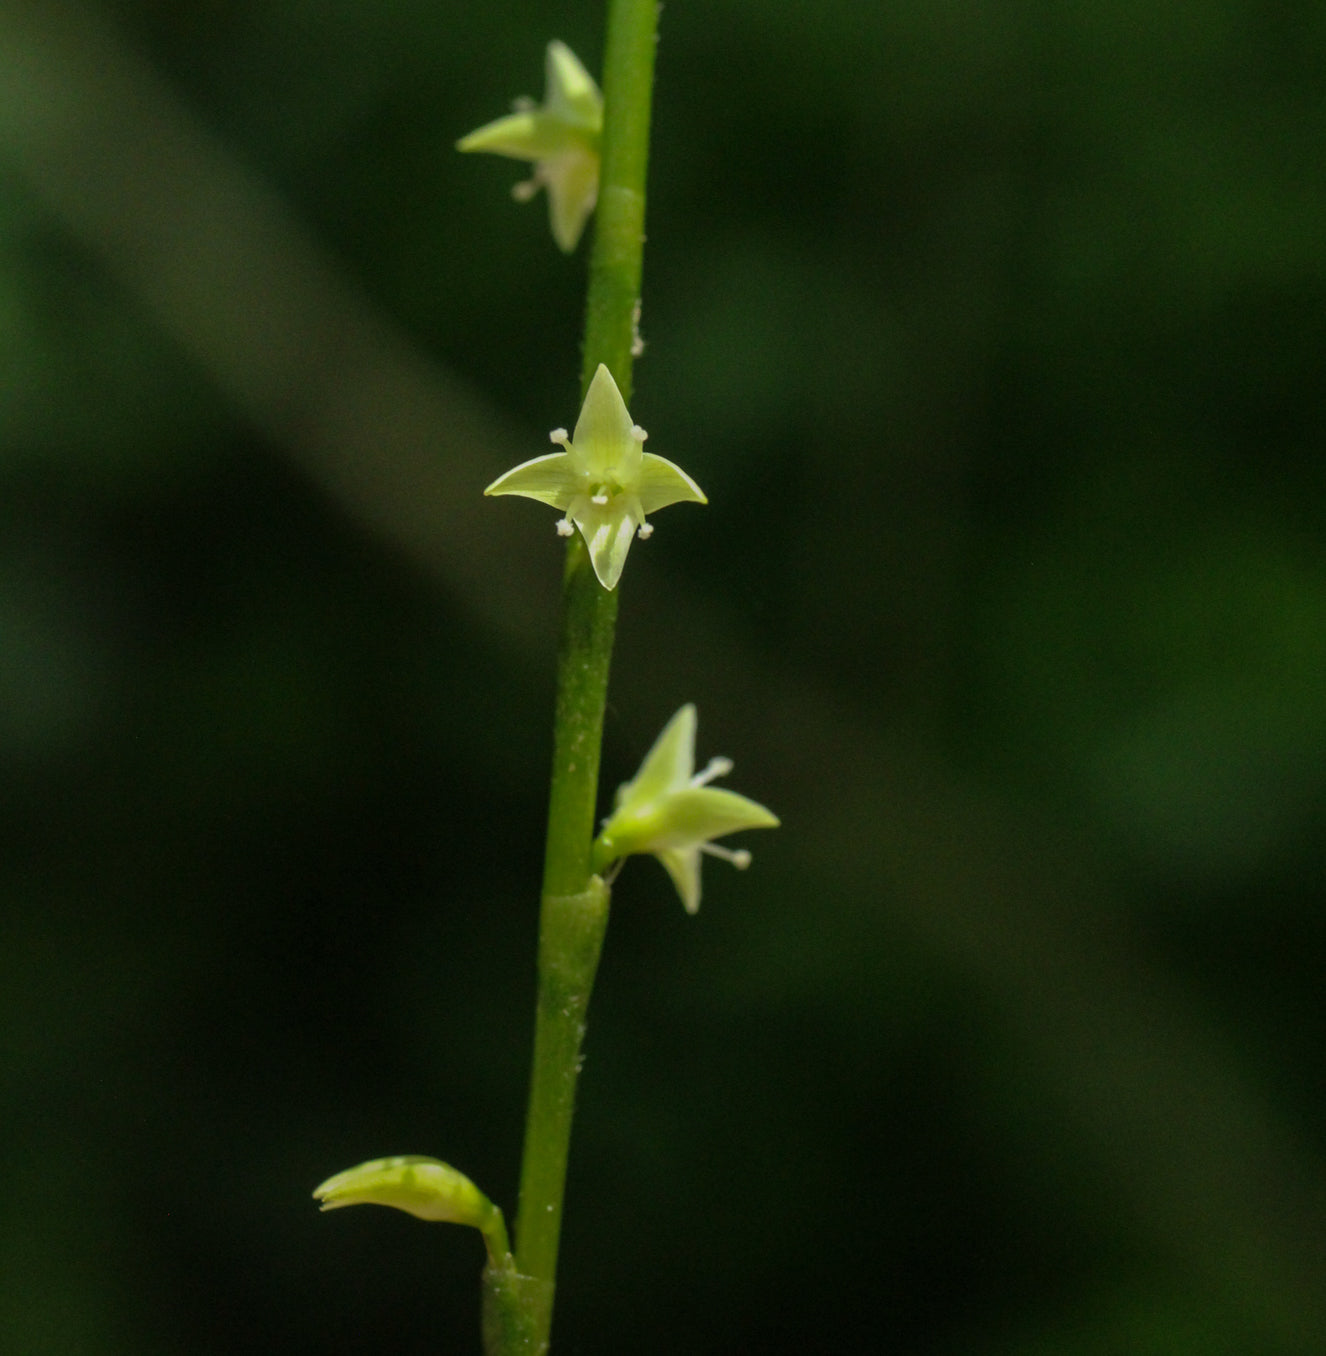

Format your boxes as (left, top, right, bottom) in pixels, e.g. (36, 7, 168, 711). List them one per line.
(313, 1155, 503, 1238)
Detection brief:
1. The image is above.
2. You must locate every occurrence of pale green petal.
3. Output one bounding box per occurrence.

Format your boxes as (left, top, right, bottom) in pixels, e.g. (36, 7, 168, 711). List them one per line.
(598, 782, 777, 863)
(640, 786, 780, 850)
(544, 148, 599, 252)
(571, 364, 638, 479)
(456, 111, 537, 159)
(637, 453, 707, 513)
(484, 451, 581, 507)
(616, 704, 696, 807)
(313, 1155, 494, 1228)
(545, 41, 602, 130)
(572, 497, 641, 591)
(457, 111, 580, 162)
(656, 846, 703, 914)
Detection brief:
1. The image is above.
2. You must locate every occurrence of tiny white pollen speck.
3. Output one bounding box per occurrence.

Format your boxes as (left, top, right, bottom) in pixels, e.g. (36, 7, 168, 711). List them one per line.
(591, 492, 609, 506)
(556, 519, 574, 536)
(550, 427, 569, 444)
(631, 425, 647, 442)
(637, 522, 654, 539)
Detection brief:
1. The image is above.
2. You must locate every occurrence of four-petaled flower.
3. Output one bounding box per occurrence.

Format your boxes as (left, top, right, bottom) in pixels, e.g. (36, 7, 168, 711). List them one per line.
(592, 705, 779, 913)
(457, 40, 603, 253)
(485, 363, 706, 591)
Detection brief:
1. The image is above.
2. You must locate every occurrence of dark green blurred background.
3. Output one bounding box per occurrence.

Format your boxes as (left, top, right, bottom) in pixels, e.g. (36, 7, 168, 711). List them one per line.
(3, 0, 1325, 1351)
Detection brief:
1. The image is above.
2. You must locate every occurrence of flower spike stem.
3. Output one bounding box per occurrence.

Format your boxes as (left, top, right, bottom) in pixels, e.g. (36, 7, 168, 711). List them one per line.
(506, 0, 661, 1351)
(482, 1264, 556, 1356)
(579, 0, 658, 402)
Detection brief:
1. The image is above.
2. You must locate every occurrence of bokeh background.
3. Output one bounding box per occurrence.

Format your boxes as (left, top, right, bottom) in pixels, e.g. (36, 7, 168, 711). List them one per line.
(3, 1, 1325, 1351)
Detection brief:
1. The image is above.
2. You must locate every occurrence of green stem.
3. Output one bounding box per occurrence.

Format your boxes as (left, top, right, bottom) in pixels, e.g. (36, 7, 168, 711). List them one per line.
(580, 0, 658, 404)
(505, 1, 660, 1351)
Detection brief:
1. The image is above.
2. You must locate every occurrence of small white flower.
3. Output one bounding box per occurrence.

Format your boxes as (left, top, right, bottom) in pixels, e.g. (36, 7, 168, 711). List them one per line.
(457, 41, 602, 252)
(485, 364, 706, 591)
(593, 705, 779, 913)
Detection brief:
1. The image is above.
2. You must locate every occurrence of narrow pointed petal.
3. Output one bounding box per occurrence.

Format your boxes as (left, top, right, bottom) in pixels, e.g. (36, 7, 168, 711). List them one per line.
(656, 847, 703, 913)
(621, 704, 697, 804)
(574, 499, 640, 590)
(545, 40, 602, 128)
(545, 149, 599, 252)
(484, 451, 580, 507)
(637, 453, 707, 513)
(571, 364, 638, 478)
(457, 112, 572, 161)
(643, 787, 780, 849)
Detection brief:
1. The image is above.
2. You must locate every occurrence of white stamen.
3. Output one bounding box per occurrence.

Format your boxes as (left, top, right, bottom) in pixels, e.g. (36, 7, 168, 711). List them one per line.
(556, 518, 574, 537)
(591, 492, 609, 506)
(549, 427, 569, 445)
(631, 425, 648, 442)
(692, 756, 733, 787)
(637, 522, 654, 539)
(512, 178, 540, 203)
(700, 843, 752, 870)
